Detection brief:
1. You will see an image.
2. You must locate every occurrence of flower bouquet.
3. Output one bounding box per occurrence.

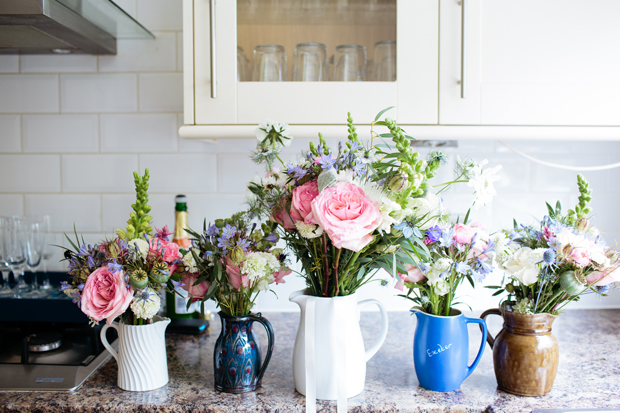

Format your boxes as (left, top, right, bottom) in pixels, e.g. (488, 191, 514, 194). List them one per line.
(178, 211, 291, 393)
(60, 169, 178, 391)
(481, 174, 619, 396)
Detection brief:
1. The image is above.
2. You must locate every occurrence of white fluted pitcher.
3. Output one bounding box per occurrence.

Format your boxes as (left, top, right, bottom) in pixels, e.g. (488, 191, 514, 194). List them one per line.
(290, 290, 388, 413)
(101, 315, 171, 391)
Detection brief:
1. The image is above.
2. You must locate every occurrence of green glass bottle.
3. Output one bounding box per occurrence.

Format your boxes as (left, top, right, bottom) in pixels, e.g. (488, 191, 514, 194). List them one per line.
(167, 194, 194, 319)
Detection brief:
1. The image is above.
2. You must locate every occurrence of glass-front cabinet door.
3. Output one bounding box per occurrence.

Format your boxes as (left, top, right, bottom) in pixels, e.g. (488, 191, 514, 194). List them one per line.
(184, 0, 438, 137)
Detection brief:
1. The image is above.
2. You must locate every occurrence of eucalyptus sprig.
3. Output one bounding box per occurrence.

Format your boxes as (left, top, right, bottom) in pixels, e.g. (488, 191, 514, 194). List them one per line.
(117, 169, 153, 241)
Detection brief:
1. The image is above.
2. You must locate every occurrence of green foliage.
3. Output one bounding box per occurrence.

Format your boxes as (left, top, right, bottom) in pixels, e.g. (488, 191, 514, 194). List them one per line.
(567, 174, 592, 224)
(117, 169, 153, 241)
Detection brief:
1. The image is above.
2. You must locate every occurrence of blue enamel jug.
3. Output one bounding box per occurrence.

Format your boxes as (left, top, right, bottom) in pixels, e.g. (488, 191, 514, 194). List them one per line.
(412, 309, 487, 392)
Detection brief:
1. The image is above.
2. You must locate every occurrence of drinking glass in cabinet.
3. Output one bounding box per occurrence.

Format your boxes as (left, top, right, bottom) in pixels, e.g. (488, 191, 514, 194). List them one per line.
(373, 40, 396, 81)
(252, 44, 287, 81)
(292, 42, 328, 81)
(237, 46, 250, 81)
(333, 44, 366, 81)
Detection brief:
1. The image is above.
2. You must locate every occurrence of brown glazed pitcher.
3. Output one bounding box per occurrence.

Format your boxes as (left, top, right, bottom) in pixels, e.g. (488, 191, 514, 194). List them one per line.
(480, 305, 559, 397)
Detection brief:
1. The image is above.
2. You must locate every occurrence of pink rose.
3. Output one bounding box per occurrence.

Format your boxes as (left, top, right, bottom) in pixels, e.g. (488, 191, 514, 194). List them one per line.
(587, 267, 620, 286)
(453, 224, 477, 244)
(270, 200, 296, 230)
(395, 264, 426, 291)
(225, 258, 249, 291)
(273, 268, 292, 284)
(311, 182, 382, 252)
(81, 267, 134, 325)
(290, 180, 319, 224)
(149, 238, 182, 263)
(181, 272, 211, 302)
(570, 248, 591, 267)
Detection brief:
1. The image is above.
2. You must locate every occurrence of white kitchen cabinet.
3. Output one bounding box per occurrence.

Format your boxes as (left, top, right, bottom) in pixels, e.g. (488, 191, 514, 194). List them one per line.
(439, 0, 620, 126)
(180, 0, 439, 139)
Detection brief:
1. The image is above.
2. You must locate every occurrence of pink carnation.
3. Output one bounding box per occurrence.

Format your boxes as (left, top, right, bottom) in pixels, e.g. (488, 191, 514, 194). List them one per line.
(311, 182, 382, 252)
(149, 238, 182, 263)
(570, 248, 591, 267)
(453, 223, 477, 244)
(273, 268, 292, 284)
(395, 264, 426, 291)
(81, 267, 134, 325)
(290, 180, 319, 224)
(181, 272, 211, 302)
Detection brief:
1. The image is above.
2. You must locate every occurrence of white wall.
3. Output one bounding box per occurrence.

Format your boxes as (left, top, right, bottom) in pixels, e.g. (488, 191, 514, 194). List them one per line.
(0, 0, 618, 312)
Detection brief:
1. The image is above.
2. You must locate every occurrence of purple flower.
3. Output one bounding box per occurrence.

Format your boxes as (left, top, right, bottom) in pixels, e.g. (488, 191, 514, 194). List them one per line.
(86, 256, 96, 269)
(262, 233, 279, 243)
(155, 225, 174, 241)
(77, 244, 91, 257)
(206, 224, 219, 237)
(222, 224, 237, 240)
(317, 153, 336, 170)
(455, 261, 471, 275)
(237, 238, 251, 252)
(171, 279, 185, 291)
(60, 281, 72, 291)
(349, 140, 362, 152)
(439, 227, 455, 248)
(107, 258, 123, 274)
(288, 164, 307, 179)
(425, 225, 442, 243)
(394, 220, 422, 240)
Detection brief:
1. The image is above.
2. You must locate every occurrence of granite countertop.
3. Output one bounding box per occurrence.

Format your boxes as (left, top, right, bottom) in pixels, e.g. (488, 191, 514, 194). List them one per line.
(1, 310, 619, 413)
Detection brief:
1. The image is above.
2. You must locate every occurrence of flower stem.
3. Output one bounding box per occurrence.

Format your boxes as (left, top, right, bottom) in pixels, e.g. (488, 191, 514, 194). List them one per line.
(321, 234, 331, 297)
(334, 248, 342, 297)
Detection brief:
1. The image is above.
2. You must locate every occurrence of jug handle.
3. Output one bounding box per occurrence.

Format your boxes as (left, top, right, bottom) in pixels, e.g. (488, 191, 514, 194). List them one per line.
(248, 313, 275, 387)
(480, 308, 502, 349)
(463, 316, 487, 380)
(357, 299, 389, 362)
(100, 321, 119, 362)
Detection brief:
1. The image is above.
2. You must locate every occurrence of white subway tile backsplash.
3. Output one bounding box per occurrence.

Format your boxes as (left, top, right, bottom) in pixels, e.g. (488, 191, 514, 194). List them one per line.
(98, 32, 176, 73)
(0, 194, 24, 216)
(20, 55, 97, 73)
(217, 154, 265, 193)
(140, 154, 217, 193)
(176, 32, 183, 71)
(531, 155, 607, 195)
(101, 114, 177, 153)
(137, 0, 183, 31)
(0, 75, 59, 113)
(0, 56, 18, 73)
(495, 140, 572, 155)
(22, 115, 99, 153)
(101, 194, 134, 233)
(139, 73, 183, 112)
(25, 194, 101, 232)
(42, 232, 67, 271)
(61, 74, 137, 113)
(492, 193, 572, 229)
(0, 115, 20, 152)
(63, 155, 138, 193)
(570, 141, 620, 154)
(0, 155, 61, 192)
(188, 193, 247, 227)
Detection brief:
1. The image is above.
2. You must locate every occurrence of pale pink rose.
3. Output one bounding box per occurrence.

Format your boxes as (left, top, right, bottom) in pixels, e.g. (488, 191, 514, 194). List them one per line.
(273, 268, 292, 284)
(225, 259, 249, 291)
(269, 200, 296, 230)
(587, 267, 620, 286)
(570, 248, 591, 267)
(149, 238, 182, 263)
(453, 223, 477, 244)
(290, 180, 319, 224)
(395, 264, 426, 291)
(589, 244, 607, 265)
(81, 267, 134, 325)
(181, 272, 211, 302)
(311, 182, 382, 252)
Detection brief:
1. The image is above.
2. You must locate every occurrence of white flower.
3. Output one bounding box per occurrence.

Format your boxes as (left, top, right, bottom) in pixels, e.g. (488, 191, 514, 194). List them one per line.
(503, 247, 545, 286)
(377, 197, 402, 233)
(491, 232, 512, 264)
(294, 220, 324, 239)
(130, 238, 150, 260)
(183, 250, 198, 273)
(409, 193, 443, 230)
(513, 297, 534, 314)
(256, 278, 271, 292)
(255, 119, 292, 148)
(427, 257, 453, 285)
(245, 187, 257, 203)
(433, 279, 450, 296)
(130, 291, 161, 320)
(466, 159, 502, 210)
(242, 252, 268, 281)
(587, 226, 600, 238)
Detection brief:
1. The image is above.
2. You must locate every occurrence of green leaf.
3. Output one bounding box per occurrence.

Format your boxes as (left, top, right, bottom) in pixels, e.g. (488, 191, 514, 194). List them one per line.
(546, 202, 555, 217)
(492, 289, 505, 296)
(374, 106, 395, 121)
(463, 208, 471, 225)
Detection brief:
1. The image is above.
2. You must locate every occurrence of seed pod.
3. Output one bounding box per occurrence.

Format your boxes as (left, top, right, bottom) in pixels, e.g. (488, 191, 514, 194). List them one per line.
(389, 173, 409, 192)
(505, 283, 515, 293)
(129, 269, 149, 289)
(560, 270, 586, 295)
(149, 262, 170, 284)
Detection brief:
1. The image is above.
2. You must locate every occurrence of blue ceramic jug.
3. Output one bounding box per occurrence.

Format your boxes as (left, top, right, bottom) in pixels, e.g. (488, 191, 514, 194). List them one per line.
(412, 309, 487, 392)
(214, 312, 274, 393)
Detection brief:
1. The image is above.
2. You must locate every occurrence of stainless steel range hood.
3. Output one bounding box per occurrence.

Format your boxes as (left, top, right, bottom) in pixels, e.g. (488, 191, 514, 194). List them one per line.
(0, 0, 154, 55)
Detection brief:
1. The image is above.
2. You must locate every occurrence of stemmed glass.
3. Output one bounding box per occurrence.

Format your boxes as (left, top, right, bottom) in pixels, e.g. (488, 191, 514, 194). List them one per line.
(0, 217, 17, 298)
(22, 217, 46, 298)
(6, 217, 27, 297)
(39, 215, 54, 291)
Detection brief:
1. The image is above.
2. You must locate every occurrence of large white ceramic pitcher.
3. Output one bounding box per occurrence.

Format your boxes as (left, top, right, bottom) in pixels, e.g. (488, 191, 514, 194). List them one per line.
(101, 315, 170, 391)
(290, 290, 388, 412)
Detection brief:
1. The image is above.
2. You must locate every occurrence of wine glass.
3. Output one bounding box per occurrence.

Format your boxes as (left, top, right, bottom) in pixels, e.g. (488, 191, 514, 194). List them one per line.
(6, 217, 27, 297)
(0, 217, 17, 298)
(39, 215, 54, 291)
(22, 217, 46, 298)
